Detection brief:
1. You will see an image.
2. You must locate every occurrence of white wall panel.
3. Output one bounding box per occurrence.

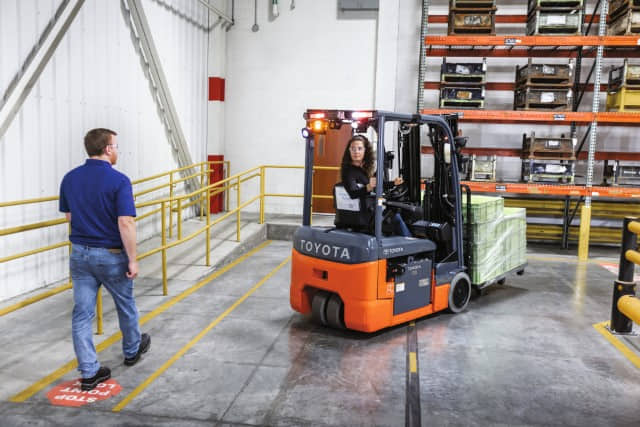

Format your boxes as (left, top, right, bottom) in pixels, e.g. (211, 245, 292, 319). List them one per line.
(0, 0, 210, 301)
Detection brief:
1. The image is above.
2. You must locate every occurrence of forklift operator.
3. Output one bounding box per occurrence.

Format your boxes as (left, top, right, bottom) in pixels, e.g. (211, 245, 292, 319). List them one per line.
(340, 135, 411, 236)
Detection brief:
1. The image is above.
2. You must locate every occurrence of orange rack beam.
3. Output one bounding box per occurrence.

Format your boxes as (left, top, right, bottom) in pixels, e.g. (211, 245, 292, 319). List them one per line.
(420, 110, 640, 126)
(460, 181, 640, 199)
(425, 35, 640, 58)
(421, 147, 640, 161)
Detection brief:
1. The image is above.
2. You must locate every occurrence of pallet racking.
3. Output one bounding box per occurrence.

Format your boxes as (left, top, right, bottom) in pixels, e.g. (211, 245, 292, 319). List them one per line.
(417, 0, 640, 257)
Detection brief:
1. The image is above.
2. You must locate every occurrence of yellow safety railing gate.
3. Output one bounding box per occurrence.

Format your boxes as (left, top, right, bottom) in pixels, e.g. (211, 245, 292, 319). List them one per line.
(610, 217, 640, 333)
(0, 163, 337, 333)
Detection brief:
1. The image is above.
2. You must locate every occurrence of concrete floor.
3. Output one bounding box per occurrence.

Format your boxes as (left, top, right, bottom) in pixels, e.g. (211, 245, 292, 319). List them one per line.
(1, 219, 640, 426)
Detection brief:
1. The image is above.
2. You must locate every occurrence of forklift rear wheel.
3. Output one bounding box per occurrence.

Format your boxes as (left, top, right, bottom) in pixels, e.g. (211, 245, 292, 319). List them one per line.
(326, 294, 345, 329)
(311, 290, 331, 326)
(448, 272, 471, 313)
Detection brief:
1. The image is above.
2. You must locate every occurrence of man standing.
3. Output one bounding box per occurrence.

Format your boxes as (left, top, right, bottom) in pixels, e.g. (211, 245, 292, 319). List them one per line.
(60, 128, 150, 391)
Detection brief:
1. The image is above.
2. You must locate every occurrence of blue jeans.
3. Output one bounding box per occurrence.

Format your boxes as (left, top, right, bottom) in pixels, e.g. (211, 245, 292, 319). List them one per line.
(393, 213, 411, 237)
(70, 244, 141, 378)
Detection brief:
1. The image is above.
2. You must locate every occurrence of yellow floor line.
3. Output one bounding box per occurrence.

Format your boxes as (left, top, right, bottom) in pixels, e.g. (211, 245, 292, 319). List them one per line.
(528, 255, 617, 265)
(9, 240, 272, 403)
(112, 256, 291, 412)
(593, 321, 640, 370)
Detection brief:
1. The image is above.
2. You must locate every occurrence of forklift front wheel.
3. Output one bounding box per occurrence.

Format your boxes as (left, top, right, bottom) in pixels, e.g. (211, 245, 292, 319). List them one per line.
(448, 272, 471, 314)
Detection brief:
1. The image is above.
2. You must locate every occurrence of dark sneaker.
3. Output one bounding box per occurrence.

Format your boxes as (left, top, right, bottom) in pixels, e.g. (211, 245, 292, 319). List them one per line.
(124, 333, 150, 366)
(80, 366, 111, 391)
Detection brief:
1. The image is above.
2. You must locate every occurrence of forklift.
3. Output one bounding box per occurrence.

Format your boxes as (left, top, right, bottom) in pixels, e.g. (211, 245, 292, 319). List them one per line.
(290, 110, 476, 333)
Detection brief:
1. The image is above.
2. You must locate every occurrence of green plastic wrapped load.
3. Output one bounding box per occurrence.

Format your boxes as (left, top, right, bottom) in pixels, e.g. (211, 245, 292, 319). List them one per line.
(462, 195, 504, 224)
(464, 200, 527, 285)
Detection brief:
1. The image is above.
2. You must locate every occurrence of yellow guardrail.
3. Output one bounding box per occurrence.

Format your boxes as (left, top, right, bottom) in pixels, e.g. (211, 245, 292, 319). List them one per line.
(0, 163, 337, 333)
(610, 219, 640, 334)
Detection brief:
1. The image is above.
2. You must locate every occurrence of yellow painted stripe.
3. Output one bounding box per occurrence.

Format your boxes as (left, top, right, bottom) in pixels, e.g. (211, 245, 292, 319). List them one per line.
(527, 255, 617, 265)
(409, 352, 417, 373)
(593, 321, 640, 370)
(112, 256, 291, 412)
(9, 240, 272, 403)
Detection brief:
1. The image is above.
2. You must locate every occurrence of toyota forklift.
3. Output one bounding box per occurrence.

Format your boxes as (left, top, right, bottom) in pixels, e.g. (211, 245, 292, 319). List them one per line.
(290, 110, 474, 333)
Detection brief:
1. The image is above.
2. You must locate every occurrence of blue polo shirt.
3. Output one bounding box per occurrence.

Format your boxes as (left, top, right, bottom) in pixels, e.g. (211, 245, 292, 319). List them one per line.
(59, 159, 136, 248)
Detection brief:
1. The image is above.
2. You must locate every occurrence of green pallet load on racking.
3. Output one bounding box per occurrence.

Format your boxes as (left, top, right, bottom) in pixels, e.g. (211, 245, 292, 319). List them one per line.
(462, 195, 527, 285)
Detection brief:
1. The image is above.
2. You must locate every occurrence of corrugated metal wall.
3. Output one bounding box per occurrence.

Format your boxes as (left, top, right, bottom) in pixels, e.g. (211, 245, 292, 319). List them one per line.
(0, 0, 210, 301)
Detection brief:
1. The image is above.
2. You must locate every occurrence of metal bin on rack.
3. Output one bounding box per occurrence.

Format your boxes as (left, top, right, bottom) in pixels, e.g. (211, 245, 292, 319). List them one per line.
(606, 87, 640, 111)
(608, 59, 640, 91)
(514, 87, 573, 110)
(448, 10, 496, 35)
(522, 160, 575, 184)
(516, 59, 575, 87)
(522, 132, 576, 160)
(608, 8, 640, 35)
(609, 0, 640, 22)
(450, 0, 496, 8)
(440, 86, 485, 108)
(527, 9, 583, 35)
(469, 155, 497, 181)
(441, 58, 487, 85)
(528, 0, 583, 9)
(603, 160, 640, 186)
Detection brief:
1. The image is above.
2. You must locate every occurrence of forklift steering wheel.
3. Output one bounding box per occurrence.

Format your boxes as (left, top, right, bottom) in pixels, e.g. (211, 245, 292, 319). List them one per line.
(385, 184, 408, 201)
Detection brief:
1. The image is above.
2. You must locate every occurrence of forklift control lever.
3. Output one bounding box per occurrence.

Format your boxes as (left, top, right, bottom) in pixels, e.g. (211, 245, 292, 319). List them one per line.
(384, 200, 422, 216)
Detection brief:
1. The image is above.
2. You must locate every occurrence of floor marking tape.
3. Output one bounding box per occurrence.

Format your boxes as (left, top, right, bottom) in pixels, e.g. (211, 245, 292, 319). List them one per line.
(9, 241, 272, 403)
(112, 256, 291, 412)
(593, 321, 640, 370)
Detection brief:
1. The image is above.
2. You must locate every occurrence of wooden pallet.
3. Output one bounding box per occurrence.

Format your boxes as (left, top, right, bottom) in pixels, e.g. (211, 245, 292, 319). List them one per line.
(449, 10, 496, 35)
(527, 9, 583, 35)
(514, 87, 573, 111)
(516, 58, 575, 88)
(608, 8, 640, 35)
(606, 86, 640, 111)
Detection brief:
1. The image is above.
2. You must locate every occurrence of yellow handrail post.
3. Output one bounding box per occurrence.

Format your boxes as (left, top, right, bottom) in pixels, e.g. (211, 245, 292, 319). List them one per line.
(169, 172, 174, 239)
(206, 187, 211, 266)
(260, 166, 265, 224)
(200, 163, 205, 220)
(177, 197, 183, 240)
(236, 176, 241, 242)
(225, 164, 230, 212)
(96, 289, 103, 335)
(161, 201, 168, 296)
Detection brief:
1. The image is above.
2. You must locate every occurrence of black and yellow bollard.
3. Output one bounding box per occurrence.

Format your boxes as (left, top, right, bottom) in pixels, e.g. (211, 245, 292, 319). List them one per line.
(610, 217, 638, 333)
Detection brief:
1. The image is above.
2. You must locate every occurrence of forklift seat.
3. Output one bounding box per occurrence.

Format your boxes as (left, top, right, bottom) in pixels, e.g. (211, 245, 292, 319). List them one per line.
(409, 220, 452, 243)
(333, 184, 373, 231)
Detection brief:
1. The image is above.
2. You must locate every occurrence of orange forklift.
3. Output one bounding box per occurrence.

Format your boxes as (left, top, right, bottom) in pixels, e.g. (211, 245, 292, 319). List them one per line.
(290, 110, 474, 333)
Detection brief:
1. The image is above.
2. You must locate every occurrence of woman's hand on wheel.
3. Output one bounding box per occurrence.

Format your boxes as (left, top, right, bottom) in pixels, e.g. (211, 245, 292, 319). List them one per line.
(393, 176, 404, 186)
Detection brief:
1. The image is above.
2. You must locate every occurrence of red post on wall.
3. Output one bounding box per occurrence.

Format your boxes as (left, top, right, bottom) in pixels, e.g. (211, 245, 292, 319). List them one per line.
(208, 154, 224, 213)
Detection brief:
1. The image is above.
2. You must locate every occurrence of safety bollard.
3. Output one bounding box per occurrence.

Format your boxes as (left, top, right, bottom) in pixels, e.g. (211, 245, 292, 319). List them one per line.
(611, 280, 637, 333)
(610, 217, 639, 333)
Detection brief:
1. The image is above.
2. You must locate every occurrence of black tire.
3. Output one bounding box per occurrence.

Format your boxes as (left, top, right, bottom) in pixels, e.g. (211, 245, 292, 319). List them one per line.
(311, 290, 331, 326)
(326, 294, 345, 329)
(448, 272, 471, 314)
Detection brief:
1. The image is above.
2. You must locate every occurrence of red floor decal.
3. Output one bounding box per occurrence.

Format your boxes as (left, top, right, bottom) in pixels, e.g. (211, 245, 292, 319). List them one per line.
(599, 262, 640, 281)
(47, 378, 122, 407)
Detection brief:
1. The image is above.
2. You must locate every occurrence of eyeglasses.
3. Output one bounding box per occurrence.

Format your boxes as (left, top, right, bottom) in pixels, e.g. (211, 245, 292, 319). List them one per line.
(349, 146, 364, 152)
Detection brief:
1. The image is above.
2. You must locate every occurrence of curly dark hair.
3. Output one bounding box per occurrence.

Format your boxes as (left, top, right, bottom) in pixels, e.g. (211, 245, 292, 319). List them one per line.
(340, 134, 375, 180)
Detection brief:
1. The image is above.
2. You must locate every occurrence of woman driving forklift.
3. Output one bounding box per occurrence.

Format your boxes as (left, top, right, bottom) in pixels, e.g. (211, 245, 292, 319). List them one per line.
(339, 134, 411, 237)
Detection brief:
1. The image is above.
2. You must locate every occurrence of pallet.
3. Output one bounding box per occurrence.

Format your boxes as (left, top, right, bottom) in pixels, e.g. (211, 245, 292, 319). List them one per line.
(527, 9, 583, 35)
(449, 10, 496, 35)
(603, 160, 640, 186)
(450, 0, 496, 9)
(608, 9, 640, 35)
(441, 58, 487, 85)
(514, 87, 573, 111)
(606, 86, 640, 111)
(440, 86, 485, 109)
(609, 59, 640, 91)
(469, 155, 497, 181)
(522, 159, 575, 183)
(609, 0, 640, 22)
(473, 263, 527, 292)
(522, 132, 576, 160)
(516, 58, 575, 88)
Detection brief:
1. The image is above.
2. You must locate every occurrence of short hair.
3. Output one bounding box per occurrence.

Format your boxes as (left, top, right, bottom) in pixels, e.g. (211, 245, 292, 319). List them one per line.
(84, 128, 117, 156)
